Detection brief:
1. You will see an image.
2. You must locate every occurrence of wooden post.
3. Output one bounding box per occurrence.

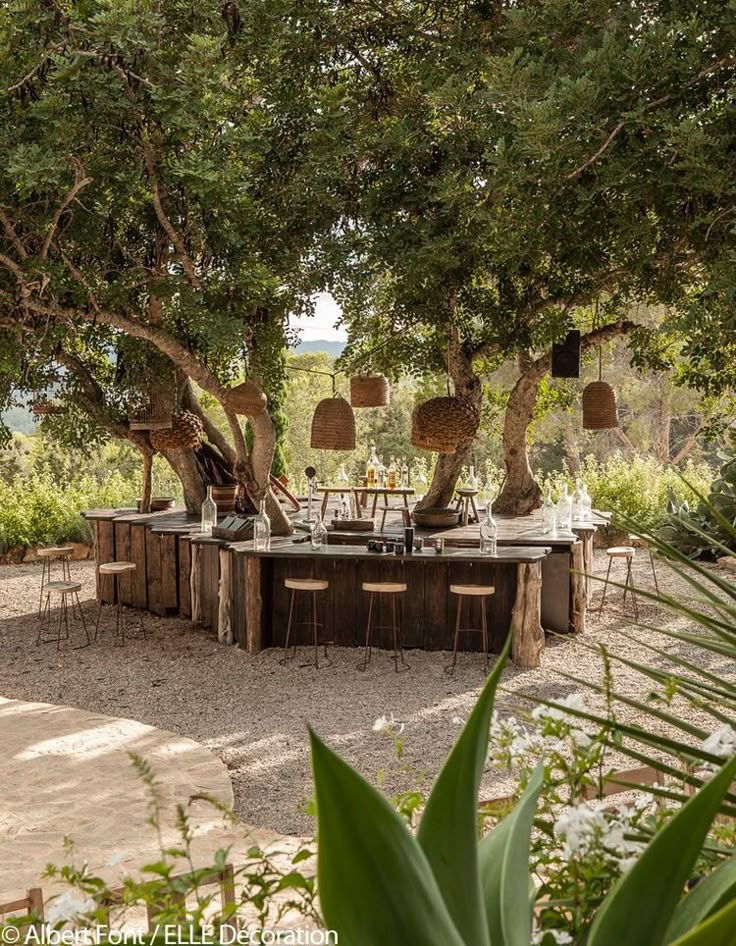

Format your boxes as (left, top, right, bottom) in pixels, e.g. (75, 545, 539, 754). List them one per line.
(582, 531, 595, 604)
(245, 555, 263, 654)
(191, 540, 203, 624)
(570, 539, 587, 634)
(510, 561, 544, 669)
(140, 452, 153, 514)
(218, 547, 233, 645)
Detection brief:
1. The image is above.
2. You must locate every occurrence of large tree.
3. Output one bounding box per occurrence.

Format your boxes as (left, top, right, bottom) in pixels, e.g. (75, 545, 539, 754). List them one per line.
(0, 0, 337, 528)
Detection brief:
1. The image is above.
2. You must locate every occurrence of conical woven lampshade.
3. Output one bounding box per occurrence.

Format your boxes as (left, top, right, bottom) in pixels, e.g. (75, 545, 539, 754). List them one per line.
(582, 381, 618, 429)
(411, 396, 479, 454)
(311, 396, 356, 450)
(350, 374, 390, 408)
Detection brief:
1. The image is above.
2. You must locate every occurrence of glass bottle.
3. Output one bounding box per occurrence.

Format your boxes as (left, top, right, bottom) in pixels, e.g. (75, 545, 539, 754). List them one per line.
(556, 484, 572, 533)
(387, 456, 397, 490)
(253, 498, 271, 550)
(580, 482, 592, 521)
(401, 456, 409, 488)
(200, 486, 218, 534)
(571, 479, 583, 520)
(542, 489, 557, 534)
(468, 464, 478, 490)
(366, 445, 377, 489)
(377, 457, 386, 488)
(311, 512, 328, 550)
(480, 501, 498, 555)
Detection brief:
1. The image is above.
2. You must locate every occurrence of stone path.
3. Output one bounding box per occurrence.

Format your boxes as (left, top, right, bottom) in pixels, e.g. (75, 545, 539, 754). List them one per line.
(0, 697, 289, 902)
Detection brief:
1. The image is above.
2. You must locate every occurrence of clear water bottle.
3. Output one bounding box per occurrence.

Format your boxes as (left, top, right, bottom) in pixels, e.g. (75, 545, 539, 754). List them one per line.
(556, 484, 572, 533)
(571, 479, 583, 520)
(581, 482, 592, 521)
(253, 498, 271, 551)
(200, 486, 217, 534)
(480, 501, 498, 555)
(542, 489, 557, 534)
(468, 464, 478, 490)
(311, 512, 328, 550)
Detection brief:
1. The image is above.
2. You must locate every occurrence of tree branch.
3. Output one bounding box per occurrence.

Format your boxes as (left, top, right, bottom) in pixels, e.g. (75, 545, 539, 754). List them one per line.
(0, 209, 29, 259)
(41, 166, 92, 259)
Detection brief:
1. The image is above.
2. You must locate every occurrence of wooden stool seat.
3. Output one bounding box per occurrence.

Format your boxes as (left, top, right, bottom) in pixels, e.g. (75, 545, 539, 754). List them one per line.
(606, 546, 635, 557)
(362, 581, 407, 594)
(285, 577, 329, 592)
(450, 584, 494, 597)
(37, 546, 73, 558)
(46, 580, 82, 594)
(99, 561, 137, 575)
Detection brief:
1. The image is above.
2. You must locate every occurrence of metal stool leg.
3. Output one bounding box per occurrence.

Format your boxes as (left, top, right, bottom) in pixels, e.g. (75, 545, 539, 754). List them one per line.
(94, 573, 105, 641)
(624, 559, 639, 620)
(38, 558, 48, 617)
(649, 550, 660, 595)
(312, 592, 319, 669)
(74, 592, 91, 647)
(446, 595, 464, 675)
(115, 576, 125, 646)
(281, 590, 297, 665)
(359, 593, 375, 671)
(481, 596, 489, 673)
(599, 556, 613, 611)
(37, 593, 51, 645)
(391, 593, 409, 672)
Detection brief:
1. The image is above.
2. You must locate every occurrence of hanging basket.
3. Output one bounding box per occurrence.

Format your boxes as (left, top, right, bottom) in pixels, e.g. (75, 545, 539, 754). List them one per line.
(129, 405, 173, 431)
(350, 374, 390, 408)
(224, 381, 267, 416)
(411, 396, 479, 454)
(150, 410, 204, 451)
(582, 381, 618, 430)
(210, 484, 239, 514)
(31, 399, 61, 416)
(311, 396, 356, 451)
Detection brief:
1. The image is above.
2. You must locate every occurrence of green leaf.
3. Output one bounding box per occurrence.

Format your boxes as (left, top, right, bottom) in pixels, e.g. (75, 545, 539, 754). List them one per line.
(666, 855, 736, 942)
(589, 756, 736, 946)
(668, 897, 736, 945)
(416, 634, 511, 946)
(310, 728, 465, 946)
(478, 762, 544, 946)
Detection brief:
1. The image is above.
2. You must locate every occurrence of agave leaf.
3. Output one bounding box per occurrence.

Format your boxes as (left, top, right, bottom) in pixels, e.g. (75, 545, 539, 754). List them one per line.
(667, 897, 736, 945)
(666, 855, 736, 942)
(478, 762, 544, 946)
(416, 634, 511, 946)
(310, 729, 465, 946)
(588, 756, 736, 946)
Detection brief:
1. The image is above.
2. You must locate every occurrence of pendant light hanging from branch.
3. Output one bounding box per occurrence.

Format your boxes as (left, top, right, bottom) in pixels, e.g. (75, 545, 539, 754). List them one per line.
(411, 396, 480, 454)
(582, 306, 619, 430)
(311, 372, 356, 451)
(350, 373, 390, 408)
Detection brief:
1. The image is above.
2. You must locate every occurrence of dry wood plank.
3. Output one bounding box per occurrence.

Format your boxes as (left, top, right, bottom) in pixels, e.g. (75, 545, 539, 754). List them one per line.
(510, 561, 545, 669)
(145, 529, 164, 616)
(245, 555, 263, 654)
(331, 559, 357, 647)
(581, 531, 595, 604)
(161, 533, 179, 611)
(114, 523, 132, 604)
(179, 537, 192, 619)
(570, 539, 587, 634)
(128, 524, 148, 608)
(191, 541, 203, 624)
(422, 561, 449, 650)
(218, 547, 233, 645)
(97, 521, 116, 603)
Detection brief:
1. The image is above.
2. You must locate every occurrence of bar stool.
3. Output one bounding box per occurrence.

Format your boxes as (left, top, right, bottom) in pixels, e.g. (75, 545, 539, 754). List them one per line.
(454, 489, 480, 527)
(359, 582, 409, 672)
(95, 562, 146, 646)
(629, 534, 660, 594)
(599, 547, 639, 619)
(446, 584, 494, 674)
(37, 546, 74, 616)
(37, 581, 90, 651)
(281, 578, 332, 669)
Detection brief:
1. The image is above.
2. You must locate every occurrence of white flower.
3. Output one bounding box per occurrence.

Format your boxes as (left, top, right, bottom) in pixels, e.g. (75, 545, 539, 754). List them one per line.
(532, 930, 573, 945)
(703, 724, 736, 759)
(570, 728, 592, 748)
(554, 804, 607, 859)
(532, 693, 586, 722)
(46, 891, 96, 925)
(372, 714, 404, 735)
(451, 716, 465, 725)
(617, 854, 640, 873)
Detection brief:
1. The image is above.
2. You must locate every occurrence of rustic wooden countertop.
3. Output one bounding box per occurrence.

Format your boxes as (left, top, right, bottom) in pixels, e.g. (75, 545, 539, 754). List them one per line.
(229, 539, 550, 564)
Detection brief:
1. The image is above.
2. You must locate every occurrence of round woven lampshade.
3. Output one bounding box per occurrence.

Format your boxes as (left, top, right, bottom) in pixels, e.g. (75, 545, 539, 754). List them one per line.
(311, 396, 356, 451)
(224, 381, 267, 416)
(582, 381, 618, 430)
(31, 399, 61, 416)
(411, 396, 479, 454)
(350, 374, 390, 408)
(150, 410, 204, 451)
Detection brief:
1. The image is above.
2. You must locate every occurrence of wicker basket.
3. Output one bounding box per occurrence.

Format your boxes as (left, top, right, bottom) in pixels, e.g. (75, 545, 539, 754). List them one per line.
(224, 381, 267, 416)
(582, 381, 618, 430)
(311, 397, 356, 451)
(150, 410, 204, 451)
(350, 374, 390, 408)
(211, 484, 238, 514)
(31, 399, 61, 416)
(411, 396, 479, 454)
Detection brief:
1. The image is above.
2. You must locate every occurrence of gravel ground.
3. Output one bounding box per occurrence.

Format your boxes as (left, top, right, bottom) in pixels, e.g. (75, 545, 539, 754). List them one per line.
(1, 552, 734, 836)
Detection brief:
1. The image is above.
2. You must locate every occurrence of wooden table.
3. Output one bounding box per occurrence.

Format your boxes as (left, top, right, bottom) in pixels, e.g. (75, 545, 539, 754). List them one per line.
(229, 540, 550, 668)
(351, 486, 415, 528)
(316, 485, 355, 519)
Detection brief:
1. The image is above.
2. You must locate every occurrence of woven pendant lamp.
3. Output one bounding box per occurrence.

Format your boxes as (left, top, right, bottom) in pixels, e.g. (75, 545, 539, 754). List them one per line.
(150, 410, 204, 450)
(311, 396, 356, 450)
(583, 344, 618, 430)
(350, 373, 390, 408)
(411, 396, 479, 454)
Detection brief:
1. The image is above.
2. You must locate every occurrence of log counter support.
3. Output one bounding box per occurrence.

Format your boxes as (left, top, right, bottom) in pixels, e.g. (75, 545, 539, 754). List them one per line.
(230, 543, 550, 669)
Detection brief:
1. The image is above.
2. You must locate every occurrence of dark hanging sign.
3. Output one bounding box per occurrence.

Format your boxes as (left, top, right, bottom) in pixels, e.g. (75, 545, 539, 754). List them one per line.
(551, 330, 582, 378)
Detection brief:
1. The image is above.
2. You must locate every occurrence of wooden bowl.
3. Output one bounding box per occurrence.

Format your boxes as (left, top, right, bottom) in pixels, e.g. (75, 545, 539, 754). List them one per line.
(412, 507, 461, 528)
(150, 497, 175, 511)
(331, 518, 375, 532)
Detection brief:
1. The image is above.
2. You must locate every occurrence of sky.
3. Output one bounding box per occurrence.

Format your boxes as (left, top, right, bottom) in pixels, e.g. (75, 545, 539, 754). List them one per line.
(289, 292, 347, 342)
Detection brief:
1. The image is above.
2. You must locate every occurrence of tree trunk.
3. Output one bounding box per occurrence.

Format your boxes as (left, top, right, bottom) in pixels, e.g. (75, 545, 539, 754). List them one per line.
(418, 326, 482, 511)
(163, 448, 207, 513)
(140, 451, 153, 513)
(495, 371, 543, 515)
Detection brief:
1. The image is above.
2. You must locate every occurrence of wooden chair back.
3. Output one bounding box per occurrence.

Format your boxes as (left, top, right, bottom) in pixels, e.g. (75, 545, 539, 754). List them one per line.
(0, 888, 44, 924)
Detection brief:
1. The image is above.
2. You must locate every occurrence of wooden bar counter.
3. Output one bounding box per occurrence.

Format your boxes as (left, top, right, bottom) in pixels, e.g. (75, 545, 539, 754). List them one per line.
(229, 541, 550, 668)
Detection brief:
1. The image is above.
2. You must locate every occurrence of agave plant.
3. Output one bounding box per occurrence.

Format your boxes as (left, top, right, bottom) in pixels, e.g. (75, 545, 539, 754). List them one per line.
(658, 452, 736, 557)
(310, 635, 736, 946)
